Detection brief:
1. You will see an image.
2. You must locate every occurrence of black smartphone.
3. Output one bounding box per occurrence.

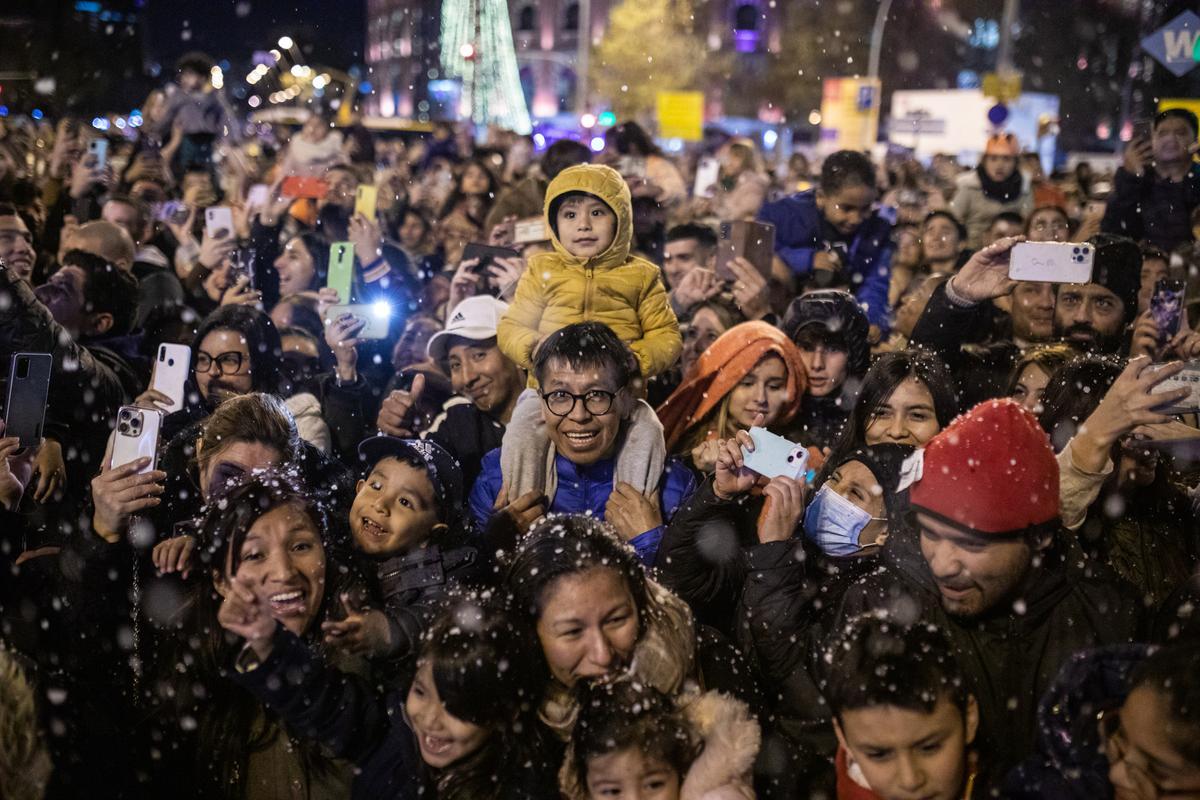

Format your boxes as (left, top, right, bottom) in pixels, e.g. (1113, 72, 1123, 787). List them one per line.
(229, 246, 257, 289)
(461, 243, 520, 275)
(4, 353, 52, 448)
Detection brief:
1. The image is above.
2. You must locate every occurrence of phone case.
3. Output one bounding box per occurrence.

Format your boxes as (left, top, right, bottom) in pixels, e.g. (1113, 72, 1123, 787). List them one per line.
(205, 207, 234, 239)
(741, 427, 810, 481)
(693, 157, 721, 199)
(281, 176, 329, 200)
(327, 242, 356, 303)
(354, 185, 378, 219)
(88, 139, 108, 169)
(1150, 280, 1186, 344)
(4, 353, 52, 448)
(327, 303, 391, 339)
(110, 406, 163, 473)
(150, 344, 191, 414)
(1009, 242, 1095, 284)
(715, 221, 776, 282)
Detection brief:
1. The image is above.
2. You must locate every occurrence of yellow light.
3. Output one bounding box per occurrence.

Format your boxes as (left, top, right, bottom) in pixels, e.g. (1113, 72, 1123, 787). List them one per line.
(278, 36, 294, 49)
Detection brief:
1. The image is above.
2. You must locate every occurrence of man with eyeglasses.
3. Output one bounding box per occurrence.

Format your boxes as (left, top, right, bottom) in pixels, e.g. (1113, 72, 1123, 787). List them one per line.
(1006, 642, 1200, 799)
(827, 399, 1143, 794)
(468, 322, 696, 564)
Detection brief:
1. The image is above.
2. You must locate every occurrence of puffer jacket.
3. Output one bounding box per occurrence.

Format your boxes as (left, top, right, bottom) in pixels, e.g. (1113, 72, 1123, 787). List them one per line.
(1002, 644, 1152, 799)
(468, 447, 697, 565)
(497, 163, 682, 378)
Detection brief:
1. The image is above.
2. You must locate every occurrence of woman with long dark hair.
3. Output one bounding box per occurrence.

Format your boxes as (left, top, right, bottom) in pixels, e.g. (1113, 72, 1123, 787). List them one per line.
(835, 349, 959, 451)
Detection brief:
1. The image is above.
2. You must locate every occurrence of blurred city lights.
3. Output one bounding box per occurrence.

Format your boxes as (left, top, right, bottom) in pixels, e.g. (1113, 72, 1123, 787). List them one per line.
(278, 36, 294, 49)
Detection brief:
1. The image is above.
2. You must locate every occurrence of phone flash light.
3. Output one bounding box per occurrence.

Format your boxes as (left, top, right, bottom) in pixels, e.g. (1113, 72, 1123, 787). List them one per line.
(371, 301, 391, 319)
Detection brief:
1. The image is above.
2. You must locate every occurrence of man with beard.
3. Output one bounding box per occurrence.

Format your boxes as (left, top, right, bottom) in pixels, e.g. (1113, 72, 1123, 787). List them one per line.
(0, 249, 140, 527)
(825, 399, 1142, 794)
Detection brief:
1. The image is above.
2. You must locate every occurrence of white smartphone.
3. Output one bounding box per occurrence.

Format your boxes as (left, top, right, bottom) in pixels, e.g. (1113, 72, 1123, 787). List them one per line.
(110, 406, 163, 473)
(87, 138, 108, 170)
(1008, 242, 1095, 284)
(150, 343, 191, 413)
(693, 156, 721, 199)
(741, 427, 810, 481)
(204, 206, 234, 239)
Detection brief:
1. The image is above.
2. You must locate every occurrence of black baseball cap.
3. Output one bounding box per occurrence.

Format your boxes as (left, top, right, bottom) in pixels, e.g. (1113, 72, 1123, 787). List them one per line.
(356, 436, 464, 517)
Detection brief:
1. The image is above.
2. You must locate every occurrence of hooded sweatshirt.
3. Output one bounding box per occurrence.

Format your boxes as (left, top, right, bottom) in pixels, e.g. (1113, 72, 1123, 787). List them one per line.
(497, 164, 682, 378)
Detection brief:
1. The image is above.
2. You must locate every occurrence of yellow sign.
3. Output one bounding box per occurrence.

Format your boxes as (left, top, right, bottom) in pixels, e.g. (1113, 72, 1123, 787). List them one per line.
(819, 77, 881, 152)
(656, 92, 704, 142)
(982, 72, 1022, 102)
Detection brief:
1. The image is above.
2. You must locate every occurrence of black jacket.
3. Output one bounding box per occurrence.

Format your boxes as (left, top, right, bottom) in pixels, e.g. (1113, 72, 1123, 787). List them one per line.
(786, 393, 851, 453)
(232, 626, 561, 799)
(909, 282, 1021, 407)
(1101, 163, 1200, 253)
(826, 526, 1144, 793)
(425, 398, 505, 491)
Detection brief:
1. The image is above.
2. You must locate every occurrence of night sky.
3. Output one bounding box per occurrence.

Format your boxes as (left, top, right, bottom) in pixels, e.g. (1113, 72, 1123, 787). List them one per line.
(144, 0, 368, 75)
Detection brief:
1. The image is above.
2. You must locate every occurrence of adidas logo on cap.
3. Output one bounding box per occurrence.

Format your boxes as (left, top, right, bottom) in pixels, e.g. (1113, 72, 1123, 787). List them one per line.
(450, 311, 466, 324)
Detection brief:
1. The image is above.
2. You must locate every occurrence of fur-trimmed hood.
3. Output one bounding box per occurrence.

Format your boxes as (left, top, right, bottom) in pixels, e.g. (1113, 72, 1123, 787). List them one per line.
(559, 689, 760, 800)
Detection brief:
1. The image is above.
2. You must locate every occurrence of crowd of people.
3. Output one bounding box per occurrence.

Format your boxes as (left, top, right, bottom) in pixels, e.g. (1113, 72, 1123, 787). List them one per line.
(0, 51, 1200, 800)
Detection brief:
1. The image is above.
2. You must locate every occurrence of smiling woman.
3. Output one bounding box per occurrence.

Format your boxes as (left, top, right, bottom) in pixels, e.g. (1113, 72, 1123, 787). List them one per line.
(144, 472, 359, 798)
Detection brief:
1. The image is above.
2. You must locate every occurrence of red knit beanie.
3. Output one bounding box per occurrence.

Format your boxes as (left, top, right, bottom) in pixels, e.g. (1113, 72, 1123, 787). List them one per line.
(909, 399, 1059, 534)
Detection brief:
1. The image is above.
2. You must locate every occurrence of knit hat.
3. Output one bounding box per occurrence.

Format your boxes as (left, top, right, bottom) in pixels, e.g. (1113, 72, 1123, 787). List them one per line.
(782, 290, 871, 375)
(909, 398, 1058, 535)
(984, 132, 1019, 157)
(1086, 233, 1142, 324)
(818, 443, 915, 520)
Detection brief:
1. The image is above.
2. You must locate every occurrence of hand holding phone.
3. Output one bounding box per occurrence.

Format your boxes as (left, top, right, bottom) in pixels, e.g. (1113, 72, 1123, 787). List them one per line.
(110, 406, 164, 473)
(741, 427, 810, 481)
(4, 353, 52, 449)
(87, 139, 108, 171)
(715, 221, 775, 283)
(327, 242, 356, 303)
(205, 207, 235, 240)
(150, 344, 192, 413)
(1008, 241, 1094, 284)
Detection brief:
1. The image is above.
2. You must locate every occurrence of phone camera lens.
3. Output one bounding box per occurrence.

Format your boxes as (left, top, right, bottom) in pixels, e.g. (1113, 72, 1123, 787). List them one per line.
(168, 359, 175, 366)
(1072, 247, 1080, 254)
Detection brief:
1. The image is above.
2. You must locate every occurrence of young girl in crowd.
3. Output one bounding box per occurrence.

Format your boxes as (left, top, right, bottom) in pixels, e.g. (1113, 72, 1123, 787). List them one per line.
(225, 584, 558, 799)
(837, 350, 959, 451)
(563, 679, 760, 800)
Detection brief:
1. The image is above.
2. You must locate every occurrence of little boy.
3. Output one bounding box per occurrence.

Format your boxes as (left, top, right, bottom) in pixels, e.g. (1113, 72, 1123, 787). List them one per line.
(495, 164, 681, 500)
(824, 613, 982, 800)
(322, 436, 481, 665)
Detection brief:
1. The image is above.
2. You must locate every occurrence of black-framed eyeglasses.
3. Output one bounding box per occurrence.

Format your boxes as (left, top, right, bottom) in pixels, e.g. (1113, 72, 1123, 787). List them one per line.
(541, 389, 617, 417)
(195, 350, 247, 375)
(1099, 708, 1200, 799)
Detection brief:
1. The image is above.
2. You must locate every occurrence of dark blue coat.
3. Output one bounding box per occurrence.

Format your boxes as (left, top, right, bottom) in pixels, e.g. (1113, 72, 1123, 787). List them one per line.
(757, 190, 894, 330)
(1002, 644, 1152, 799)
(468, 449, 698, 565)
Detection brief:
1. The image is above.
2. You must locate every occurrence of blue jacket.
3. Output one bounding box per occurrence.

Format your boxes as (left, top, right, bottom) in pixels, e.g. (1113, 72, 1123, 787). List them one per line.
(469, 449, 698, 565)
(757, 190, 894, 330)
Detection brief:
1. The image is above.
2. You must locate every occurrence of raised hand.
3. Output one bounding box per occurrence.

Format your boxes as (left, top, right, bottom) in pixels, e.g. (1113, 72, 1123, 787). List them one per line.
(217, 575, 277, 660)
(947, 235, 1025, 304)
(321, 593, 393, 657)
(757, 476, 806, 544)
(376, 373, 425, 437)
(152, 535, 196, 579)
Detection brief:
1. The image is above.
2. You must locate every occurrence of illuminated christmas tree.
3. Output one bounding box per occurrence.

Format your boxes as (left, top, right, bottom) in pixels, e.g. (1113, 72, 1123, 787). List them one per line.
(440, 0, 533, 134)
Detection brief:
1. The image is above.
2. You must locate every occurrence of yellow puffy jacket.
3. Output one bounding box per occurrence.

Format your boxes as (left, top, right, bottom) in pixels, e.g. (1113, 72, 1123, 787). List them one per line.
(497, 164, 682, 378)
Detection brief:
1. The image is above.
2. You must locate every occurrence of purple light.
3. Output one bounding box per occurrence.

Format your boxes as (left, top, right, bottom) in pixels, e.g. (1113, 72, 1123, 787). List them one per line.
(734, 30, 759, 53)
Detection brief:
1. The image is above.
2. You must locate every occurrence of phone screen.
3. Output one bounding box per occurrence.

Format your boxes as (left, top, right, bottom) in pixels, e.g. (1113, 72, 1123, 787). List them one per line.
(1151, 278, 1186, 345)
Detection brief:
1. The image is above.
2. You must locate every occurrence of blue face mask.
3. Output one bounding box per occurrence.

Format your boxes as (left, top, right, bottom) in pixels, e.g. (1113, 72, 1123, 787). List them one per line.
(802, 484, 884, 557)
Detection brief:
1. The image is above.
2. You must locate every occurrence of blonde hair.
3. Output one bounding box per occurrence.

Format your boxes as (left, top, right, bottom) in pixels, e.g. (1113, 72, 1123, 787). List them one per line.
(0, 650, 51, 800)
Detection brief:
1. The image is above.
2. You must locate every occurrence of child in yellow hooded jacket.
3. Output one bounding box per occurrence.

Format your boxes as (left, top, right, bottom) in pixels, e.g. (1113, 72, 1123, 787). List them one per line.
(497, 163, 681, 376)
(493, 164, 680, 503)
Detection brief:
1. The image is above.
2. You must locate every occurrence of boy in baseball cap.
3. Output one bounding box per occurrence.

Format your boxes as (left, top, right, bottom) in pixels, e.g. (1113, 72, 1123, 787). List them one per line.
(322, 435, 481, 666)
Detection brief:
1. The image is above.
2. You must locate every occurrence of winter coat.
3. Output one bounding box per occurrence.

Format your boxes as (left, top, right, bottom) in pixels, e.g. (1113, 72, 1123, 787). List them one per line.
(559, 689, 761, 800)
(1101, 163, 1200, 253)
(949, 169, 1033, 249)
(1002, 644, 1152, 799)
(286, 391, 332, 454)
(757, 190, 894, 330)
(374, 541, 484, 667)
(710, 171, 770, 222)
(825, 527, 1144, 794)
(497, 164, 682, 378)
(469, 448, 698, 565)
(909, 281, 1023, 408)
(425, 396, 506, 491)
(786, 394, 852, 453)
(1056, 440, 1200, 607)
